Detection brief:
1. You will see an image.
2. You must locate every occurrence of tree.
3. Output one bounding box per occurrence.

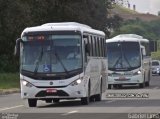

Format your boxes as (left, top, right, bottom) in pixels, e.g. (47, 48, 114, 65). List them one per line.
(0, 0, 115, 72)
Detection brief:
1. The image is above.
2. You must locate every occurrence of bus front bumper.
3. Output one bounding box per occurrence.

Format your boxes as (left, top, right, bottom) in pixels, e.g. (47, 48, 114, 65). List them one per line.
(20, 82, 87, 99)
(107, 74, 143, 85)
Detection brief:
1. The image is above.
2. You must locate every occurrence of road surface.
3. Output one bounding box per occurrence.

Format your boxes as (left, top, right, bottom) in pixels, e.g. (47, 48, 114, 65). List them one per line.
(0, 75, 160, 119)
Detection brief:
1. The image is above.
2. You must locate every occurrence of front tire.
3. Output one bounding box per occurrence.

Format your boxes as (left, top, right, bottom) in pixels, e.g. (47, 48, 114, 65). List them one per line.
(95, 81, 102, 101)
(108, 84, 111, 89)
(139, 81, 145, 88)
(117, 84, 122, 89)
(146, 71, 151, 87)
(139, 83, 145, 88)
(139, 75, 145, 88)
(28, 99, 37, 107)
(145, 81, 150, 87)
(113, 84, 117, 89)
(81, 82, 90, 105)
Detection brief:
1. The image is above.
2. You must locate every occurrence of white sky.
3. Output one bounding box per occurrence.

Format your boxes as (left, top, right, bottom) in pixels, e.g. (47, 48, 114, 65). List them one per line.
(126, 0, 160, 15)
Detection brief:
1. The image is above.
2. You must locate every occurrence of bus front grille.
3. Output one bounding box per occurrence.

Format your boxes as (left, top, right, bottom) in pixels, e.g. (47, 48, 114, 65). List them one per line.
(35, 90, 69, 97)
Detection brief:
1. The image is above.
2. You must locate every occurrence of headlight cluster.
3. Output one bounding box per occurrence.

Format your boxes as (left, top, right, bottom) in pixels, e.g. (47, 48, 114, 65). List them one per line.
(70, 77, 83, 86)
(22, 80, 33, 88)
(133, 70, 141, 75)
(156, 68, 160, 71)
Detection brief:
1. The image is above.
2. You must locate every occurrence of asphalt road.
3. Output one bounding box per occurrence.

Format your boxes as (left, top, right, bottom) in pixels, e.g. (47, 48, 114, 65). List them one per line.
(0, 75, 160, 119)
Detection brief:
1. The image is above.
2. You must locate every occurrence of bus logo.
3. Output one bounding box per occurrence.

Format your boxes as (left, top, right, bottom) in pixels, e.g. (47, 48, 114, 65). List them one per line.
(50, 82, 53, 85)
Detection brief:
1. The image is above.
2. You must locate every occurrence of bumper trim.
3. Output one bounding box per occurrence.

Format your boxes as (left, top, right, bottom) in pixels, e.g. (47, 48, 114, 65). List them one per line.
(35, 90, 69, 97)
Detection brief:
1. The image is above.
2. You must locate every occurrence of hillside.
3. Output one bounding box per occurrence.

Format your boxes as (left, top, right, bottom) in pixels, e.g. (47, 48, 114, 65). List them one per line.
(110, 5, 160, 22)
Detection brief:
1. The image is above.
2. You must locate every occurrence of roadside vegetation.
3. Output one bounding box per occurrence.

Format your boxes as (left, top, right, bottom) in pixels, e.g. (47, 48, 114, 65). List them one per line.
(111, 19, 160, 41)
(0, 73, 19, 89)
(151, 51, 160, 60)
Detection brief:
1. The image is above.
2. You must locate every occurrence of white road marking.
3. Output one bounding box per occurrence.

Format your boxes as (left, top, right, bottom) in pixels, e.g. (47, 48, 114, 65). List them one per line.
(0, 105, 24, 112)
(61, 110, 78, 116)
(106, 100, 115, 103)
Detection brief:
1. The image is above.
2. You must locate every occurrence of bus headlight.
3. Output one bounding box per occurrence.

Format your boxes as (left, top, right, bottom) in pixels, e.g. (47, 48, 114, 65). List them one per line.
(137, 70, 141, 74)
(22, 80, 33, 88)
(157, 68, 160, 71)
(70, 78, 83, 86)
(133, 70, 141, 75)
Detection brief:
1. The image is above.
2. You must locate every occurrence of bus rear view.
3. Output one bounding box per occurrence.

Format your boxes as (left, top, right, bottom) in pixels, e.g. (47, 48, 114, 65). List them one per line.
(106, 34, 151, 89)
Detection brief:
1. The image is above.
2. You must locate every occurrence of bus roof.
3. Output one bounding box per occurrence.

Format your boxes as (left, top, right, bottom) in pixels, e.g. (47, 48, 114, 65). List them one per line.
(22, 22, 105, 36)
(106, 34, 149, 43)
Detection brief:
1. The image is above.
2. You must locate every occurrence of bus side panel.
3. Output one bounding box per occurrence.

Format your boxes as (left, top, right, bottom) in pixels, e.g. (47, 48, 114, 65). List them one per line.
(84, 57, 107, 96)
(101, 58, 108, 92)
(143, 56, 151, 82)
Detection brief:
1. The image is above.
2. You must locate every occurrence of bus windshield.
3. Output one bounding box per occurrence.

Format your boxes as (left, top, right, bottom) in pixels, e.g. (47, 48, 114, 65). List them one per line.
(21, 35, 82, 74)
(106, 42, 141, 71)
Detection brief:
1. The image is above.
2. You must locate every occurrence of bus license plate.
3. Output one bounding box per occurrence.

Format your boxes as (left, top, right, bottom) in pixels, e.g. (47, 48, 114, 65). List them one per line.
(46, 89, 57, 93)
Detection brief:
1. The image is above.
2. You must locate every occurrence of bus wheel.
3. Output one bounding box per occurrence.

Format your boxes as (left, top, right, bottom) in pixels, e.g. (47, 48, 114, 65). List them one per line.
(145, 71, 150, 87)
(90, 96, 94, 102)
(139, 75, 146, 88)
(81, 83, 90, 105)
(117, 84, 122, 89)
(145, 82, 150, 87)
(28, 99, 37, 107)
(139, 82, 145, 88)
(108, 84, 111, 89)
(53, 99, 60, 103)
(95, 81, 102, 101)
(113, 84, 117, 89)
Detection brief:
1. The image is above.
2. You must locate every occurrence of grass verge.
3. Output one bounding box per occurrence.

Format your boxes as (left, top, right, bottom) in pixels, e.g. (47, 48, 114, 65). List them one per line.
(0, 73, 20, 89)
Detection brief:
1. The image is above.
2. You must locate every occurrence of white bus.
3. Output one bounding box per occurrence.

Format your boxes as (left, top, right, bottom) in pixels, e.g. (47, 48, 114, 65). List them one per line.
(15, 22, 107, 107)
(106, 34, 151, 89)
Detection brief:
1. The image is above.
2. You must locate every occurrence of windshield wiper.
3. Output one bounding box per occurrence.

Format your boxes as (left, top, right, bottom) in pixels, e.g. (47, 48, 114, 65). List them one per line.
(113, 55, 122, 68)
(54, 52, 69, 75)
(123, 52, 132, 68)
(34, 47, 44, 75)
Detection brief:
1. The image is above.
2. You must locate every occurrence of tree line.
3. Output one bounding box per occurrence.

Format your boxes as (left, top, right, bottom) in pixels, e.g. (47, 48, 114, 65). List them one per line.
(112, 19, 160, 41)
(0, 0, 122, 72)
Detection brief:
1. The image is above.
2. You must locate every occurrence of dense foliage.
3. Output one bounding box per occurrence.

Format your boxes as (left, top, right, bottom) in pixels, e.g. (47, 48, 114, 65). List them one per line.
(0, 0, 116, 72)
(112, 19, 160, 41)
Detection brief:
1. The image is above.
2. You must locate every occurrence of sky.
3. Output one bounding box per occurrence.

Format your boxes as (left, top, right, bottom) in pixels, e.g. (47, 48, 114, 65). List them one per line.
(125, 0, 160, 15)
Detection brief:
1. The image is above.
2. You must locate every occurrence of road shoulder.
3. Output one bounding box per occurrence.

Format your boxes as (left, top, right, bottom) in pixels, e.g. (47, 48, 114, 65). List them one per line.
(0, 88, 20, 95)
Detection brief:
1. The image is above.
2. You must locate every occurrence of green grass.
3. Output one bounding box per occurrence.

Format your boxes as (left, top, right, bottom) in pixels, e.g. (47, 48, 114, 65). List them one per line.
(0, 73, 20, 89)
(151, 50, 160, 60)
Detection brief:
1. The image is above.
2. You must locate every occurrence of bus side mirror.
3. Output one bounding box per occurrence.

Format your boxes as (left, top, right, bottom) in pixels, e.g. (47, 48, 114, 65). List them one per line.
(141, 47, 146, 59)
(142, 48, 146, 56)
(14, 38, 22, 57)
